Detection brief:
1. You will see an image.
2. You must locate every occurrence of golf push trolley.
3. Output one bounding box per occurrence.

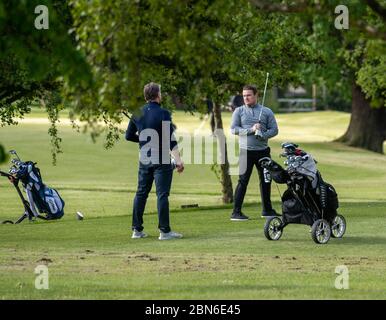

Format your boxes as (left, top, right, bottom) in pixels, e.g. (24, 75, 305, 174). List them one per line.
(259, 142, 346, 244)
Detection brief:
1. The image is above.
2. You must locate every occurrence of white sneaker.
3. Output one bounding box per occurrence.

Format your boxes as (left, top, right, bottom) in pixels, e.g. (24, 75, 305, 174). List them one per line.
(131, 230, 148, 239)
(158, 231, 183, 240)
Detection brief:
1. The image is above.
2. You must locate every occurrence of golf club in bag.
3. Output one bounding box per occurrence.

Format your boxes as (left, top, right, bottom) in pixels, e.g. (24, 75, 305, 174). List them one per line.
(0, 150, 65, 224)
(259, 142, 346, 244)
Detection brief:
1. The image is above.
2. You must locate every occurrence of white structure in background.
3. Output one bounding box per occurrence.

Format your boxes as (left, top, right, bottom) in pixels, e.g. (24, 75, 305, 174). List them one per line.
(278, 85, 317, 112)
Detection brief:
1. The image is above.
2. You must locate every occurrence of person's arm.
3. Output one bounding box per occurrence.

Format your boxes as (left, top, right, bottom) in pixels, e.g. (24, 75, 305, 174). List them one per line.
(125, 118, 139, 142)
(261, 110, 279, 139)
(164, 111, 178, 151)
(165, 111, 184, 173)
(230, 108, 256, 136)
(171, 147, 184, 173)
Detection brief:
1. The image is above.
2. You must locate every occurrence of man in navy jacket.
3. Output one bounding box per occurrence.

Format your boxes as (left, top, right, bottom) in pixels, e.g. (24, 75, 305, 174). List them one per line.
(126, 82, 184, 240)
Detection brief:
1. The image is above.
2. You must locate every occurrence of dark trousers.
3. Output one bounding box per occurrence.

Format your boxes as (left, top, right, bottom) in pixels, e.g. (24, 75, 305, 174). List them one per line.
(132, 163, 173, 233)
(233, 148, 273, 214)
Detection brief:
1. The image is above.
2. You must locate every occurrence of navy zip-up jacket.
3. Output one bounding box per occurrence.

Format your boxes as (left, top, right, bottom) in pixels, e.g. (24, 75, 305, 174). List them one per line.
(125, 102, 177, 165)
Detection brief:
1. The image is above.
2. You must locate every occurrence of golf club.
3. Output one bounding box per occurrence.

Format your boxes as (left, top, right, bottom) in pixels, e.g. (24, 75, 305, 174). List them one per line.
(255, 72, 269, 136)
(259, 72, 269, 119)
(9, 150, 21, 161)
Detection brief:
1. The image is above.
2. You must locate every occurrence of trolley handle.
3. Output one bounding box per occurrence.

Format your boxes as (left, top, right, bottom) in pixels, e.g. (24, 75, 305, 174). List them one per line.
(0, 170, 17, 184)
(0, 170, 11, 178)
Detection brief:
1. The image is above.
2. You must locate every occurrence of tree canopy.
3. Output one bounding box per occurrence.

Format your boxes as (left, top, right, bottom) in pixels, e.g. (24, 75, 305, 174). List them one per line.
(1, 0, 384, 159)
(0, 0, 91, 162)
(249, 0, 385, 152)
(1, 0, 316, 161)
(68, 0, 314, 114)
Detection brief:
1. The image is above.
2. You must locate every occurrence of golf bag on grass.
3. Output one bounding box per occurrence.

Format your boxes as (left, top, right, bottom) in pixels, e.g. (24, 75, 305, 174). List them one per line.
(0, 150, 65, 224)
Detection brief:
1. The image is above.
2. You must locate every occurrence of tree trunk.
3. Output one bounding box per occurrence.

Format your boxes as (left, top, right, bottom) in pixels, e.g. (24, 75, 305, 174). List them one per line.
(0, 143, 7, 163)
(213, 103, 234, 203)
(312, 84, 317, 111)
(336, 83, 386, 154)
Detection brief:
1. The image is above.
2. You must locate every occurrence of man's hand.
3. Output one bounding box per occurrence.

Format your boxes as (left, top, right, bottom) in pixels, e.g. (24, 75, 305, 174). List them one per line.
(176, 160, 184, 173)
(171, 148, 184, 173)
(251, 123, 261, 132)
(252, 123, 264, 139)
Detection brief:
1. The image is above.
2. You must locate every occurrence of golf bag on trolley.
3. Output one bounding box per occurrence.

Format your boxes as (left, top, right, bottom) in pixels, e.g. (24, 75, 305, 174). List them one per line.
(259, 142, 346, 244)
(0, 150, 65, 224)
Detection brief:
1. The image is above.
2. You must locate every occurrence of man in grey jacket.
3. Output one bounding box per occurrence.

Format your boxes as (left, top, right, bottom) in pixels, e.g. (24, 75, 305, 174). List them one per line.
(230, 84, 279, 221)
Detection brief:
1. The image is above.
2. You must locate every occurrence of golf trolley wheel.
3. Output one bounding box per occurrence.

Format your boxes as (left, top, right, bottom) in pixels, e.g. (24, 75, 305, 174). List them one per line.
(1, 220, 14, 224)
(264, 217, 283, 241)
(311, 219, 331, 244)
(331, 214, 346, 238)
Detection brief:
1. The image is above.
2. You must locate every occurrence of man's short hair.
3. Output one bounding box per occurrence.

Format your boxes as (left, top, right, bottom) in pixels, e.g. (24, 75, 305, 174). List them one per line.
(242, 85, 258, 95)
(144, 82, 161, 101)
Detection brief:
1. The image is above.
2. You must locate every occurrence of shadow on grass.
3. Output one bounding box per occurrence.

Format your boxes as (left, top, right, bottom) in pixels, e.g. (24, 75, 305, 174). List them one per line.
(335, 236, 386, 246)
(263, 233, 386, 247)
(283, 235, 386, 246)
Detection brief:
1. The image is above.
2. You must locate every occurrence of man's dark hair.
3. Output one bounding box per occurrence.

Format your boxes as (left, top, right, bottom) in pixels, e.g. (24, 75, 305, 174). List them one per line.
(144, 82, 161, 101)
(242, 85, 258, 95)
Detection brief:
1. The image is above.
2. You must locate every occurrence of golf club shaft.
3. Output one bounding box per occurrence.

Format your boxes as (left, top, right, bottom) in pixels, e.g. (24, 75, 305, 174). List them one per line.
(255, 72, 269, 136)
(261, 72, 269, 108)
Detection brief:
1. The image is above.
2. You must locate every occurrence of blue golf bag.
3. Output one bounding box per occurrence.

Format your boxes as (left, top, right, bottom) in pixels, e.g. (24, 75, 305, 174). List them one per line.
(14, 161, 65, 220)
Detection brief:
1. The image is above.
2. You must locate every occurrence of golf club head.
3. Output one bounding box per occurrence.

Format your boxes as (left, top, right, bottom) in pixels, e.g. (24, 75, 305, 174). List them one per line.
(280, 142, 298, 157)
(9, 165, 18, 175)
(76, 211, 84, 220)
(9, 150, 21, 160)
(11, 159, 22, 165)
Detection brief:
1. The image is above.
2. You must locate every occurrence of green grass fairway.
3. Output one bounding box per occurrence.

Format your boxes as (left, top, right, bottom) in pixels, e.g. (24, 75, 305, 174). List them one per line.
(1, 109, 386, 299)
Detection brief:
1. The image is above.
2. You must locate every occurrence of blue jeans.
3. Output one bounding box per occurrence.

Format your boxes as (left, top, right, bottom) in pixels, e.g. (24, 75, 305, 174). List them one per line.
(132, 163, 173, 233)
